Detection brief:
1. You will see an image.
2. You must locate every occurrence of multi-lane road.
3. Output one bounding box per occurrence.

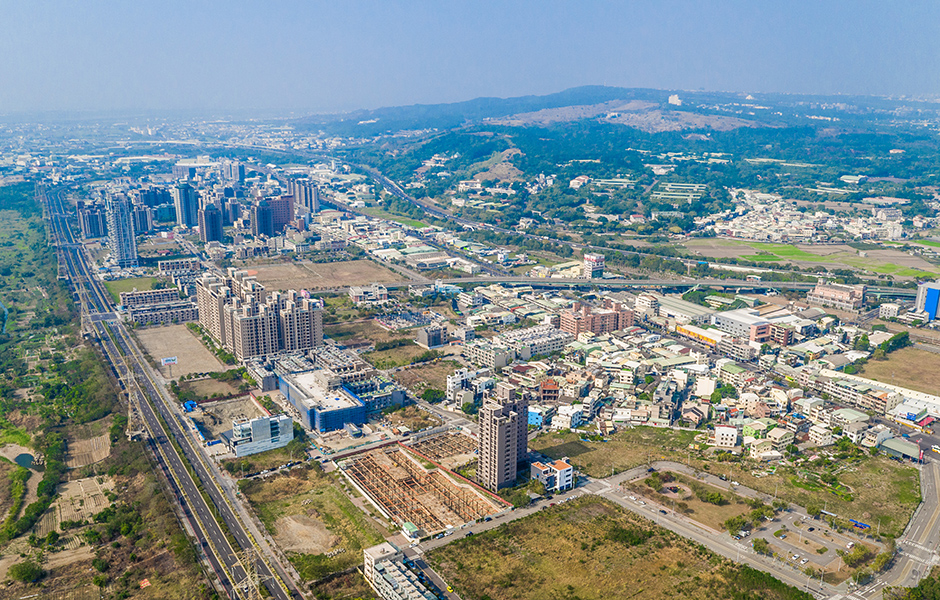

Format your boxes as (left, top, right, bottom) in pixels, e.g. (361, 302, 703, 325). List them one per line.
(42, 186, 302, 600)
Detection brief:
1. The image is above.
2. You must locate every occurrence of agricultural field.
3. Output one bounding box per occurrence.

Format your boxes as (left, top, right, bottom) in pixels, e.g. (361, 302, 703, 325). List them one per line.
(102, 277, 157, 304)
(64, 416, 112, 471)
(857, 347, 940, 395)
(238, 465, 387, 581)
(428, 496, 813, 600)
(134, 324, 225, 378)
(683, 239, 938, 278)
(244, 259, 404, 291)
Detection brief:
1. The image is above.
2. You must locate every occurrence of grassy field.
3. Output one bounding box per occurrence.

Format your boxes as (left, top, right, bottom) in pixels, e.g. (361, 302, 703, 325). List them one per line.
(428, 496, 813, 600)
(857, 347, 940, 395)
(532, 428, 919, 538)
(685, 239, 938, 278)
(393, 359, 461, 393)
(104, 277, 157, 304)
(362, 341, 433, 369)
(627, 473, 753, 532)
(239, 465, 386, 581)
(385, 405, 441, 431)
(324, 319, 410, 345)
(359, 206, 428, 228)
(531, 427, 699, 477)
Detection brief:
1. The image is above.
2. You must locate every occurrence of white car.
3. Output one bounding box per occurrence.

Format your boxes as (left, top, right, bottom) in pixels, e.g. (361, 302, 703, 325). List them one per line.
(800, 558, 809, 565)
(637, 500, 646, 505)
(791, 555, 800, 561)
(628, 496, 637, 501)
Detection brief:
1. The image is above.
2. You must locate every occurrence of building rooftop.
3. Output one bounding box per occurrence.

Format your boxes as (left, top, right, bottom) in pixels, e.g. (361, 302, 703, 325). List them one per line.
(285, 371, 361, 410)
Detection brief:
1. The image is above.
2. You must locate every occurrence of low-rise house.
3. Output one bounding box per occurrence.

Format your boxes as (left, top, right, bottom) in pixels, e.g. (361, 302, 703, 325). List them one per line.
(530, 458, 574, 492)
(808, 424, 833, 447)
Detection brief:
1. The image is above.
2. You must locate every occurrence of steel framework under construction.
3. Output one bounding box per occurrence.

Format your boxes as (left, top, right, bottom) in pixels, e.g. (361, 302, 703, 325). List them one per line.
(408, 432, 477, 462)
(343, 447, 502, 534)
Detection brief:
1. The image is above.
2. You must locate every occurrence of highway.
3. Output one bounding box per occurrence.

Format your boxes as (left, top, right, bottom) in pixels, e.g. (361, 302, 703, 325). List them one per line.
(42, 186, 302, 600)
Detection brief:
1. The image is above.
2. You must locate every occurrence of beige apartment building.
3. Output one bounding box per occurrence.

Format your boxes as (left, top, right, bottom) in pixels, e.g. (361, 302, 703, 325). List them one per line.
(478, 382, 529, 491)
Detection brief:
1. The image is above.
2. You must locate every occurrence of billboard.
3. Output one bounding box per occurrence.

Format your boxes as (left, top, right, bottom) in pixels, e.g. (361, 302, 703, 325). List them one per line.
(161, 356, 178, 366)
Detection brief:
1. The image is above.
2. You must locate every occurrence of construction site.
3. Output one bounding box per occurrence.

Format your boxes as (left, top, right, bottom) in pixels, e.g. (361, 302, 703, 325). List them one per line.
(406, 431, 478, 470)
(340, 446, 506, 535)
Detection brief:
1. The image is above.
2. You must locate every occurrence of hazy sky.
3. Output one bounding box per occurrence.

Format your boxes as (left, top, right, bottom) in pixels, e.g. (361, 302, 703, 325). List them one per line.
(1, 1, 939, 116)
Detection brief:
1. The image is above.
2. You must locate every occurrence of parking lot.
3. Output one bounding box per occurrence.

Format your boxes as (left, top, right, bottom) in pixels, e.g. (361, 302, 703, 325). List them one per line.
(748, 507, 883, 577)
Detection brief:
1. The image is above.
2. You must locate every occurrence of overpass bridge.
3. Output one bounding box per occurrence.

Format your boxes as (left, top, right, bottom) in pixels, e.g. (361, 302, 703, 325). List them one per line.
(377, 276, 918, 298)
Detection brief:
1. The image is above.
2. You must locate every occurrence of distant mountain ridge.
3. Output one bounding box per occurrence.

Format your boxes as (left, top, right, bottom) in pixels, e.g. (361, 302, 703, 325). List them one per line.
(296, 85, 940, 137)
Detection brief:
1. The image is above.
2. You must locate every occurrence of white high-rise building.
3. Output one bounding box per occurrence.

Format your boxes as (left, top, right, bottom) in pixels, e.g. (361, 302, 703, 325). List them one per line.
(583, 253, 605, 279)
(106, 194, 138, 269)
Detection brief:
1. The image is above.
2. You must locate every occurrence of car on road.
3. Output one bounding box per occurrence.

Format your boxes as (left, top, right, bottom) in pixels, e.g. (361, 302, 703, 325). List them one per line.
(847, 542, 855, 549)
(932, 445, 940, 454)
(628, 496, 637, 501)
(733, 535, 741, 540)
(808, 527, 815, 532)
(659, 509, 667, 515)
(637, 501, 646, 505)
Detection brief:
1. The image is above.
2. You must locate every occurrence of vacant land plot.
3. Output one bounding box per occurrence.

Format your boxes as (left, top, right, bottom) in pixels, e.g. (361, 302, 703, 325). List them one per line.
(631, 473, 751, 532)
(362, 342, 434, 369)
(385, 406, 441, 432)
(239, 465, 386, 580)
(324, 319, 410, 347)
(190, 396, 264, 440)
(722, 457, 918, 539)
(684, 239, 937, 278)
(247, 260, 403, 291)
(181, 377, 240, 399)
(103, 277, 157, 303)
(135, 324, 225, 378)
(858, 347, 940, 395)
(359, 207, 428, 228)
(531, 427, 698, 478)
(429, 496, 813, 600)
(393, 360, 461, 393)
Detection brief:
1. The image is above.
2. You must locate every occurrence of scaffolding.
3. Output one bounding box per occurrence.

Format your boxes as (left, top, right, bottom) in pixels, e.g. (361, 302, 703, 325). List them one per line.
(343, 447, 501, 534)
(408, 432, 477, 462)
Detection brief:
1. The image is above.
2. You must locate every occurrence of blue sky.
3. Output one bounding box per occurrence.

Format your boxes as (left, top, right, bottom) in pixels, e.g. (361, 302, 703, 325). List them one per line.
(1, 1, 938, 115)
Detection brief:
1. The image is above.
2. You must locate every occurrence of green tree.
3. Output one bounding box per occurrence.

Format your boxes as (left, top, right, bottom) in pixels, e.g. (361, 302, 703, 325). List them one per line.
(753, 538, 770, 555)
(8, 559, 43, 582)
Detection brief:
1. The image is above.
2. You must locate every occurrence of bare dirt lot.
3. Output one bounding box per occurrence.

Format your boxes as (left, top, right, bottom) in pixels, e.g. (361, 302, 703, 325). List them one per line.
(189, 396, 264, 440)
(245, 260, 404, 291)
(858, 346, 940, 395)
(274, 513, 340, 554)
(135, 324, 225, 378)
